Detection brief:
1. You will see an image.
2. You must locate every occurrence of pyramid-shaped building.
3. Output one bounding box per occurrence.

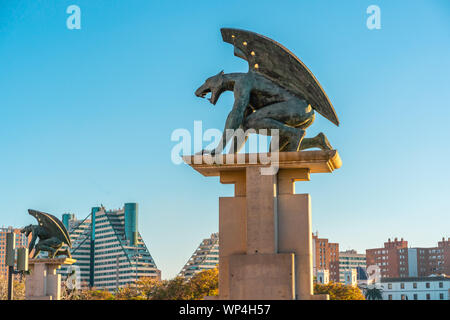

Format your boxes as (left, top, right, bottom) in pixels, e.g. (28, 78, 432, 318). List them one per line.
(179, 233, 219, 279)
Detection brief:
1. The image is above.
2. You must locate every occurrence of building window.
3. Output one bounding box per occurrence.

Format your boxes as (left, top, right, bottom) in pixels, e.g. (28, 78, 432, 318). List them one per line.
(388, 283, 392, 289)
(426, 294, 430, 300)
(413, 283, 417, 289)
(440, 293, 444, 300)
(426, 283, 430, 288)
(400, 283, 405, 289)
(413, 294, 418, 300)
(388, 295, 392, 300)
(439, 282, 443, 288)
(401, 295, 406, 300)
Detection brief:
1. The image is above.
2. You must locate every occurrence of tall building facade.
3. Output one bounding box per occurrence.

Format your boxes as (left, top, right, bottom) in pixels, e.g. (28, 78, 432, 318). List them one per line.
(60, 203, 161, 291)
(0, 227, 29, 277)
(366, 237, 450, 278)
(410, 238, 450, 276)
(179, 233, 219, 279)
(339, 250, 366, 282)
(312, 232, 340, 282)
(381, 275, 450, 300)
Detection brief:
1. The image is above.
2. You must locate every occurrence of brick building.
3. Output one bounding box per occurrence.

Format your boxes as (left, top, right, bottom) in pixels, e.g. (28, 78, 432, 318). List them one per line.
(312, 232, 340, 282)
(411, 238, 450, 276)
(366, 237, 450, 278)
(366, 237, 408, 278)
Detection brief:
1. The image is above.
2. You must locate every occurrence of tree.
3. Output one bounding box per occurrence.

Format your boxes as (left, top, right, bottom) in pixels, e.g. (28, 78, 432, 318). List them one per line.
(83, 289, 115, 300)
(187, 268, 218, 299)
(144, 268, 218, 300)
(137, 277, 164, 300)
(151, 276, 191, 300)
(115, 284, 144, 300)
(61, 284, 115, 300)
(314, 282, 366, 300)
(0, 275, 25, 300)
(364, 286, 383, 300)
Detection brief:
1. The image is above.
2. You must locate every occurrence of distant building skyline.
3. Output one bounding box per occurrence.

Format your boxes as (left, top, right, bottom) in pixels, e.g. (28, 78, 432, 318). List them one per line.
(60, 203, 161, 291)
(381, 275, 450, 300)
(339, 249, 366, 283)
(179, 233, 219, 279)
(312, 232, 340, 282)
(2, 217, 450, 286)
(0, 1, 449, 279)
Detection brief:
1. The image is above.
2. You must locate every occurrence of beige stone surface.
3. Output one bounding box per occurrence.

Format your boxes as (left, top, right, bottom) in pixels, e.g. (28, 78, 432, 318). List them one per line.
(310, 294, 330, 300)
(183, 150, 342, 176)
(28, 257, 76, 266)
(246, 166, 277, 254)
(229, 253, 295, 300)
(277, 193, 313, 299)
(277, 168, 310, 195)
(25, 258, 76, 300)
(219, 196, 247, 299)
(220, 170, 246, 196)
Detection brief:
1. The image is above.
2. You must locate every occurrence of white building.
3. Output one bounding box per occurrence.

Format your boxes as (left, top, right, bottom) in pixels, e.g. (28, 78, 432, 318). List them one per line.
(179, 233, 219, 279)
(343, 269, 358, 287)
(381, 275, 450, 300)
(316, 270, 330, 284)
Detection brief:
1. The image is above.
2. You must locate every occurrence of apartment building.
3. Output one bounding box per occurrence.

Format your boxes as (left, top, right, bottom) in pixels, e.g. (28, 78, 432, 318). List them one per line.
(60, 203, 161, 291)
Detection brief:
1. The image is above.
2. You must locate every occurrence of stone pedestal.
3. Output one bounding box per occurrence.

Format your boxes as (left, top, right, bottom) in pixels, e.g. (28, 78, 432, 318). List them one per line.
(184, 150, 341, 300)
(25, 258, 76, 300)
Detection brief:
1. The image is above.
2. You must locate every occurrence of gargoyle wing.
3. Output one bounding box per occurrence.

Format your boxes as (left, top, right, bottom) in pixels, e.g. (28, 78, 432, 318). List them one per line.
(28, 209, 72, 248)
(221, 28, 339, 126)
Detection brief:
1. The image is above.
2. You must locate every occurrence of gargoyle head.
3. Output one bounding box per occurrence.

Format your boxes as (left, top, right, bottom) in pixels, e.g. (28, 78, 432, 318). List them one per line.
(21, 224, 33, 236)
(195, 70, 228, 105)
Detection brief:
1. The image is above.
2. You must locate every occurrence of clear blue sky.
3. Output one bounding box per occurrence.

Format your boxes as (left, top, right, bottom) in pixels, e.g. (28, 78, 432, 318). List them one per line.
(0, 0, 449, 279)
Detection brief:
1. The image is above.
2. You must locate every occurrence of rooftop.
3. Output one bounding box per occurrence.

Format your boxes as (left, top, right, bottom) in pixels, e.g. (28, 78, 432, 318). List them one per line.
(381, 275, 449, 283)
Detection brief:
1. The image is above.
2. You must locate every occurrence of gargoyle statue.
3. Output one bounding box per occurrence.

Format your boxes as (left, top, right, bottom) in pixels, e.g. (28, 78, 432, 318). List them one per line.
(21, 209, 72, 259)
(195, 28, 339, 154)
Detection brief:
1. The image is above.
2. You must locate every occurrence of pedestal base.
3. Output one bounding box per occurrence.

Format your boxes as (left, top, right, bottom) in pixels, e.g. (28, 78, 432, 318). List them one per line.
(229, 253, 295, 300)
(184, 151, 341, 300)
(25, 258, 76, 300)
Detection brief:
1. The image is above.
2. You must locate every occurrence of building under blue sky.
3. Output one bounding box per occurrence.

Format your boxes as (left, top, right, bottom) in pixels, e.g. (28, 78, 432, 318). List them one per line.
(60, 203, 160, 290)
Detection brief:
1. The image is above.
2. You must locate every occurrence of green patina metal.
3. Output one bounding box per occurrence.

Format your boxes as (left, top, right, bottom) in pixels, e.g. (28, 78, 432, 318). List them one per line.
(22, 209, 72, 259)
(195, 28, 339, 154)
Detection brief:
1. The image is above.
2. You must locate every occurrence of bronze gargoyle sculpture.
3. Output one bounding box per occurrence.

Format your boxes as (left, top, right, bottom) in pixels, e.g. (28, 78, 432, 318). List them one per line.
(195, 28, 339, 154)
(22, 209, 72, 259)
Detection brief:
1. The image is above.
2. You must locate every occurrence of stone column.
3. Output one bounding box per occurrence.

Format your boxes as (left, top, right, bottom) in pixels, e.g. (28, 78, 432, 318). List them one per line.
(25, 258, 76, 300)
(276, 168, 314, 300)
(184, 150, 342, 300)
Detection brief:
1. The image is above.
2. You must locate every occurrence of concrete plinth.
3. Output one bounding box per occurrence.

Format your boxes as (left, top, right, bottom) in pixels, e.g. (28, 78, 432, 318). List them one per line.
(229, 253, 295, 300)
(184, 150, 341, 300)
(25, 258, 76, 300)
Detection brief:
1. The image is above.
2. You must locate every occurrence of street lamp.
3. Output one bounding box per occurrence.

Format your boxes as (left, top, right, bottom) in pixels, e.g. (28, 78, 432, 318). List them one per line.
(132, 251, 142, 289)
(5, 232, 29, 300)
